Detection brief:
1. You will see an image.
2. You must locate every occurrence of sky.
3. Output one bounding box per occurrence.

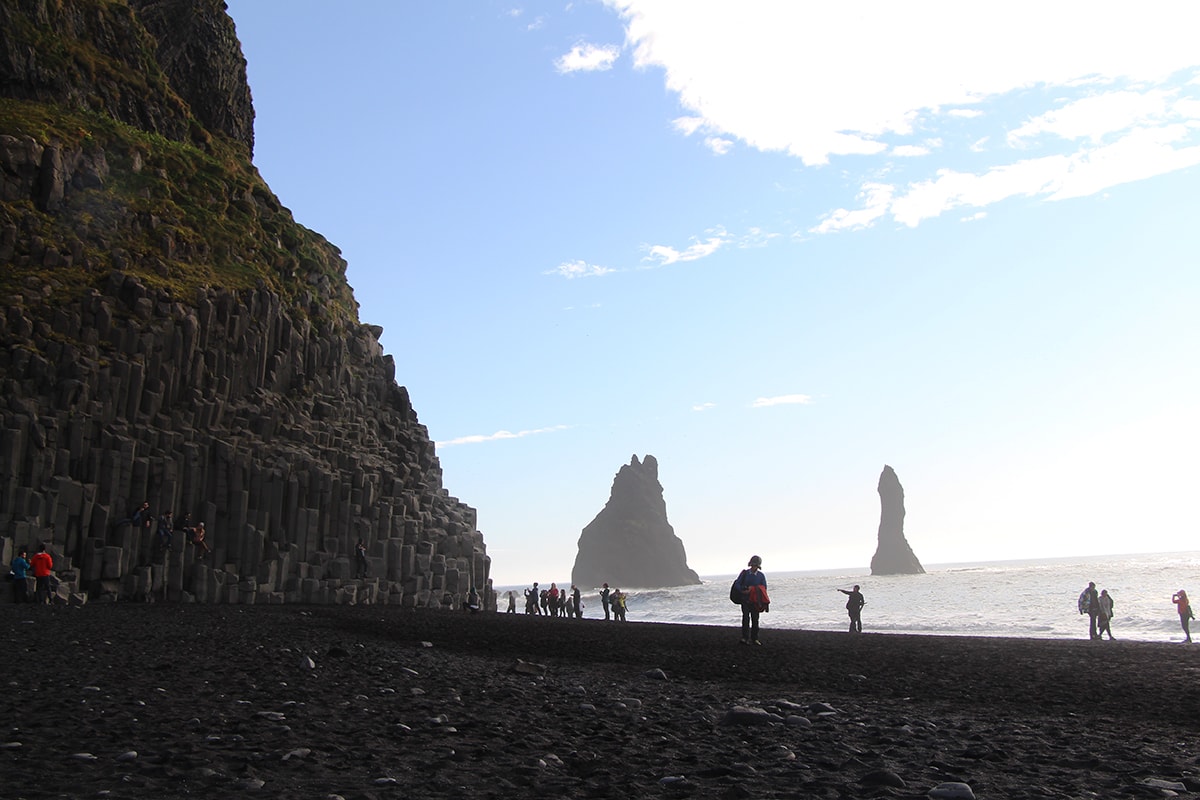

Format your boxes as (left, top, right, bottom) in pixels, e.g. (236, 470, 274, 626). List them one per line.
(226, 1, 1200, 586)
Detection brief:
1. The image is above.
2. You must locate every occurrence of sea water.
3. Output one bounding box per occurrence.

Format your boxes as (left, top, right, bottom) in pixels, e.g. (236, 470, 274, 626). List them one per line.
(500, 552, 1200, 643)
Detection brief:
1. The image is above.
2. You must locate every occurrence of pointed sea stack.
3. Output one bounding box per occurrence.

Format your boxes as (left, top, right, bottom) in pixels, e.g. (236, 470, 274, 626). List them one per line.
(870, 465, 925, 575)
(571, 455, 700, 589)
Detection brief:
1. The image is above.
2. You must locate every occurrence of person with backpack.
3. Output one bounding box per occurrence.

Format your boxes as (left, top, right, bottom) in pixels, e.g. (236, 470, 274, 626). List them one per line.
(735, 555, 770, 645)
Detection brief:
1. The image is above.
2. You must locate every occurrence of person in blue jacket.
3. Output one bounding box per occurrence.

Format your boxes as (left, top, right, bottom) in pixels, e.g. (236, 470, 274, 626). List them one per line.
(9, 547, 31, 604)
(736, 555, 769, 645)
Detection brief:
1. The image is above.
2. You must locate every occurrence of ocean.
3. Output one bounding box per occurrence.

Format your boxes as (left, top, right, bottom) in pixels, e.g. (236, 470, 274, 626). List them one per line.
(498, 551, 1200, 643)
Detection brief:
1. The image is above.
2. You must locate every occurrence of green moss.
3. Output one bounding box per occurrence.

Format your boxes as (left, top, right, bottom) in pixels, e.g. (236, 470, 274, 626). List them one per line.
(0, 98, 359, 327)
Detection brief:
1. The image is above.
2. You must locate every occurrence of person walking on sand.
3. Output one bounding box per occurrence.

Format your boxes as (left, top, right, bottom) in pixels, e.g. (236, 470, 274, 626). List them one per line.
(1097, 589, 1115, 640)
(506, 591, 516, 613)
(600, 583, 611, 621)
(1172, 589, 1194, 643)
(735, 555, 770, 645)
(1078, 581, 1100, 640)
(839, 585, 866, 633)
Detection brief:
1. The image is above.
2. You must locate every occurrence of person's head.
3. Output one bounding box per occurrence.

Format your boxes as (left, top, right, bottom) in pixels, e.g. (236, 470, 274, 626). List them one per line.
(198, 522, 205, 529)
(853, 584, 860, 591)
(1101, 589, 1108, 596)
(748, 555, 762, 568)
(37, 544, 46, 553)
(17, 547, 26, 558)
(164, 511, 172, 518)
(1088, 581, 1095, 589)
(603, 582, 608, 588)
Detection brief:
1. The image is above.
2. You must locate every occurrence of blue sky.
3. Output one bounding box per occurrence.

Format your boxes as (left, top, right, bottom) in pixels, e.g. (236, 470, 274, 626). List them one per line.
(226, 1, 1200, 586)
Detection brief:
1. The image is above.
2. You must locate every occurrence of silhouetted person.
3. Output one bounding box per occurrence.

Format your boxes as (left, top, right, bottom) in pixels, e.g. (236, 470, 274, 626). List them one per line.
(839, 585, 865, 633)
(354, 538, 369, 578)
(600, 583, 611, 621)
(1097, 589, 1115, 640)
(1173, 589, 1193, 643)
(506, 591, 516, 613)
(735, 555, 769, 645)
(1078, 581, 1100, 640)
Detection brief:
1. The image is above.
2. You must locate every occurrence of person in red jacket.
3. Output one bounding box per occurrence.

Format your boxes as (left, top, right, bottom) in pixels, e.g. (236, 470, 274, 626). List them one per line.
(30, 544, 54, 604)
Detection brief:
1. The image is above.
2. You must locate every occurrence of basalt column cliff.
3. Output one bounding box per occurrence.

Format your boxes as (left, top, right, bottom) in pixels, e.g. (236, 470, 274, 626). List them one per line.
(0, 0, 492, 608)
(571, 455, 700, 590)
(869, 465, 925, 575)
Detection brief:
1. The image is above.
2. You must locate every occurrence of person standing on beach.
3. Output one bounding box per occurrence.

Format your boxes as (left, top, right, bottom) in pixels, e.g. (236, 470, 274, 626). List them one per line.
(571, 584, 582, 619)
(1172, 589, 1194, 643)
(611, 588, 627, 621)
(735, 555, 770, 645)
(30, 544, 53, 604)
(839, 585, 866, 633)
(9, 547, 31, 604)
(1096, 589, 1115, 640)
(506, 591, 516, 613)
(600, 583, 611, 621)
(1078, 581, 1100, 640)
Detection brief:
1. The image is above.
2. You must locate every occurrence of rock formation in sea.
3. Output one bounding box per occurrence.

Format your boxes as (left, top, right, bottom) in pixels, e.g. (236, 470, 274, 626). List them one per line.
(870, 465, 925, 575)
(0, 0, 491, 608)
(571, 455, 700, 589)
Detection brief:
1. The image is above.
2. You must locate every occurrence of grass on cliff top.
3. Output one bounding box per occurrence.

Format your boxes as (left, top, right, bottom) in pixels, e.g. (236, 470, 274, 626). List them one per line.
(0, 98, 359, 330)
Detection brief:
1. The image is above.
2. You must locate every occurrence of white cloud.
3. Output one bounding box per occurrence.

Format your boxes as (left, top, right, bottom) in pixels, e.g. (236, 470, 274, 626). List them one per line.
(811, 183, 894, 234)
(750, 394, 812, 408)
(705, 136, 733, 154)
(672, 116, 704, 135)
(438, 425, 571, 448)
(1008, 90, 1173, 145)
(608, 1, 1200, 164)
(692, 402, 717, 412)
(555, 42, 620, 73)
(602, 1, 1200, 223)
(642, 232, 728, 266)
(545, 259, 617, 278)
(821, 122, 1200, 229)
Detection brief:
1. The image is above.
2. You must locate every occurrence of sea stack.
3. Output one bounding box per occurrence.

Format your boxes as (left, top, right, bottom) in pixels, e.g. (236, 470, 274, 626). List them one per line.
(571, 455, 700, 589)
(870, 465, 925, 575)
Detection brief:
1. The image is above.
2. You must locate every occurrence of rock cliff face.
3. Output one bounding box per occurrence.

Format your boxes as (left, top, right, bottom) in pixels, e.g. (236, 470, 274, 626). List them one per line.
(869, 465, 925, 575)
(571, 455, 700, 589)
(0, 0, 491, 608)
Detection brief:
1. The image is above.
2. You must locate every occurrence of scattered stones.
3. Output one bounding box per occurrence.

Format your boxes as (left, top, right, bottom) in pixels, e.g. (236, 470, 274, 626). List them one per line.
(862, 768, 906, 788)
(643, 668, 668, 680)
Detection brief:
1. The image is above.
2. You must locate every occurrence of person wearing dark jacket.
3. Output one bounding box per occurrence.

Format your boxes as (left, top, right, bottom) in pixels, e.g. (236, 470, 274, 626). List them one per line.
(735, 555, 769, 645)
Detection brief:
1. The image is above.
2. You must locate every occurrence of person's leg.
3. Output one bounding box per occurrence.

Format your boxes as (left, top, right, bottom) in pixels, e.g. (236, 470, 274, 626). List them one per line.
(750, 609, 760, 643)
(1089, 613, 1099, 640)
(1183, 615, 1192, 642)
(741, 607, 750, 642)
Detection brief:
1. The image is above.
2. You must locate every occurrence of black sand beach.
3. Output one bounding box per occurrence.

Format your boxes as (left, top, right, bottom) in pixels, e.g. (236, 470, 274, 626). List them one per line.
(2, 605, 1198, 799)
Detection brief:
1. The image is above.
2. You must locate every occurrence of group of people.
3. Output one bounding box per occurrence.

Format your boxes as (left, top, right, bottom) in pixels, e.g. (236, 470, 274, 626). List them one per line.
(1078, 582, 1194, 642)
(7, 544, 55, 604)
(505, 581, 628, 621)
(118, 502, 210, 559)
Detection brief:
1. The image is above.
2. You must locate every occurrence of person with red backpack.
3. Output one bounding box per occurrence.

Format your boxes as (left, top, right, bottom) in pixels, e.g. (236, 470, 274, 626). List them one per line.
(735, 555, 770, 645)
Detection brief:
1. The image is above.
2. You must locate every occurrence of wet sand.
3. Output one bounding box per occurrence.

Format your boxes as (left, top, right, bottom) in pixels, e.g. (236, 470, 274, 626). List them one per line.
(2, 604, 1198, 799)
